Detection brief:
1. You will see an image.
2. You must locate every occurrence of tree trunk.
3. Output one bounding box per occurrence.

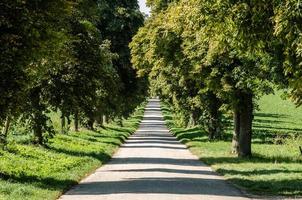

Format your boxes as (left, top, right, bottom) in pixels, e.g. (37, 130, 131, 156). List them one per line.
(67, 116, 71, 131)
(1, 116, 11, 147)
(31, 88, 44, 145)
(188, 112, 196, 128)
(208, 93, 221, 140)
(96, 113, 103, 127)
(208, 117, 217, 140)
(117, 116, 123, 127)
(34, 114, 43, 145)
(88, 117, 94, 130)
(231, 90, 253, 157)
(2, 116, 11, 137)
(61, 113, 66, 134)
(232, 109, 240, 154)
(74, 111, 79, 132)
(103, 115, 106, 124)
(104, 115, 109, 124)
(238, 92, 253, 157)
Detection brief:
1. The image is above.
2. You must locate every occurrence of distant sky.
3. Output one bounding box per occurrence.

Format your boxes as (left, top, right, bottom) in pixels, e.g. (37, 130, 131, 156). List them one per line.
(138, 0, 151, 15)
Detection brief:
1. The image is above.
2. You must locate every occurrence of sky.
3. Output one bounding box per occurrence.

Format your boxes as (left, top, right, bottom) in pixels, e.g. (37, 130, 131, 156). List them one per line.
(138, 0, 151, 15)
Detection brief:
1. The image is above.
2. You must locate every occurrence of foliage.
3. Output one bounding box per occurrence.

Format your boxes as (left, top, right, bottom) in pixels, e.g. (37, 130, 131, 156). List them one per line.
(274, 0, 302, 106)
(0, 0, 72, 128)
(146, 0, 177, 13)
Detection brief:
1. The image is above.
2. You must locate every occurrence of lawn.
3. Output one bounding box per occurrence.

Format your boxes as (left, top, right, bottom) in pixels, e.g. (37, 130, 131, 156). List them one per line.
(161, 91, 302, 197)
(0, 105, 145, 200)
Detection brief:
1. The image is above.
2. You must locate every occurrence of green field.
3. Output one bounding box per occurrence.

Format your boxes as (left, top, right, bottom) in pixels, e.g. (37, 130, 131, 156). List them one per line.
(0, 106, 145, 200)
(162, 91, 302, 197)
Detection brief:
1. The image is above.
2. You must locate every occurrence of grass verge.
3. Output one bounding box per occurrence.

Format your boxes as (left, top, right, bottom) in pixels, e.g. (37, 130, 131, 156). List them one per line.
(0, 105, 145, 200)
(161, 93, 302, 197)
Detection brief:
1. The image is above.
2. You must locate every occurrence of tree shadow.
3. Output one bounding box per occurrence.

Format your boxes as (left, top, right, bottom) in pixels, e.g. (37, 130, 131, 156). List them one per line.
(216, 168, 302, 176)
(128, 136, 176, 141)
(142, 117, 164, 121)
(108, 168, 217, 175)
(194, 155, 302, 165)
(254, 119, 289, 124)
(253, 112, 302, 132)
(0, 172, 77, 191)
(64, 177, 245, 197)
(172, 127, 209, 144)
(66, 134, 121, 146)
(88, 132, 128, 143)
(104, 126, 134, 134)
(49, 146, 111, 162)
(126, 140, 180, 144)
(144, 108, 162, 111)
(122, 145, 187, 150)
(108, 157, 204, 166)
(223, 112, 302, 143)
(253, 125, 302, 133)
(160, 107, 171, 112)
(173, 127, 200, 134)
(228, 177, 302, 196)
(254, 113, 288, 118)
(163, 115, 173, 121)
(128, 115, 144, 120)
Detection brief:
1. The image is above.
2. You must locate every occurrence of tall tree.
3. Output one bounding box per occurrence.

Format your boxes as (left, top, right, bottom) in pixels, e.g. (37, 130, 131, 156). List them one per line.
(0, 0, 72, 145)
(98, 0, 148, 121)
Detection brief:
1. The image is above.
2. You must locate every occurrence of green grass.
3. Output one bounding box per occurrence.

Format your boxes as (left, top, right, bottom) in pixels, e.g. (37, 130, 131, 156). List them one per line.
(0, 105, 145, 200)
(253, 91, 302, 143)
(161, 92, 302, 197)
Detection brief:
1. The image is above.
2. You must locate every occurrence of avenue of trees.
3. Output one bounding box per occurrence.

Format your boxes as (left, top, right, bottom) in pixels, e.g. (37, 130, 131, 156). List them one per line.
(0, 0, 147, 146)
(130, 0, 302, 157)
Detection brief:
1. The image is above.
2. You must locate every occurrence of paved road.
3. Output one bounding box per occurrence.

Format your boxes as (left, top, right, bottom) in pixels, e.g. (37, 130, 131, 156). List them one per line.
(59, 99, 248, 200)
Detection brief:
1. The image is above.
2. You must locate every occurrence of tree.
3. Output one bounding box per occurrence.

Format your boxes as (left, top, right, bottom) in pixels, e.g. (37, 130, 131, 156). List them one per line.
(0, 0, 72, 145)
(221, 0, 276, 156)
(97, 0, 148, 122)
